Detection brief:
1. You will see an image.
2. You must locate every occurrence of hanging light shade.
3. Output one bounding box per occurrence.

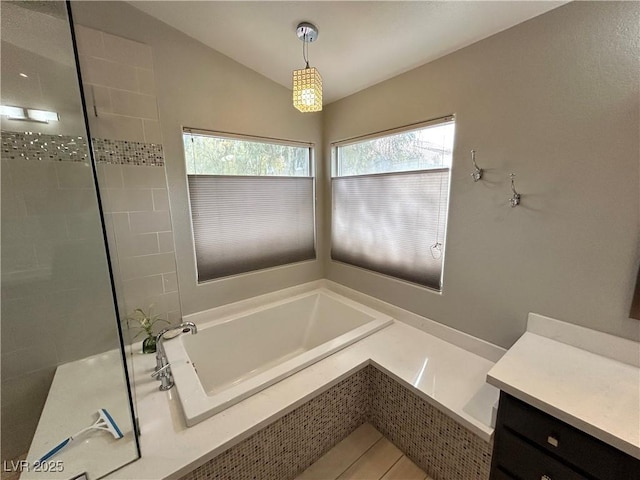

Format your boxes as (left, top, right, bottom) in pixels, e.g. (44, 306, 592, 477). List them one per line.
(293, 66, 322, 112)
(293, 22, 322, 113)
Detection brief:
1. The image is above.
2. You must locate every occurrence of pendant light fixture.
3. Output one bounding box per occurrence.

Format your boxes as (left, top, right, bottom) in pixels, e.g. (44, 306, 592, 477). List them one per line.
(292, 22, 322, 113)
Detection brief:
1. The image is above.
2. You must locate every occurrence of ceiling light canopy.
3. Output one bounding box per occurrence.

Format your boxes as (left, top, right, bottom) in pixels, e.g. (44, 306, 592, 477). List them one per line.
(292, 22, 322, 113)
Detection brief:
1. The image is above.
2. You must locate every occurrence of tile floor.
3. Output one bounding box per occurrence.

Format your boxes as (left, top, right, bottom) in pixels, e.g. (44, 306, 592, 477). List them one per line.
(296, 423, 432, 480)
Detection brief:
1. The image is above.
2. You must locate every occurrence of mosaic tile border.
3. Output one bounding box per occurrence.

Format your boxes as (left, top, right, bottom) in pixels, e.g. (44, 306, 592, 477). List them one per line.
(179, 365, 491, 480)
(92, 138, 164, 166)
(1, 131, 89, 162)
(1, 132, 164, 167)
(180, 368, 369, 480)
(369, 367, 492, 480)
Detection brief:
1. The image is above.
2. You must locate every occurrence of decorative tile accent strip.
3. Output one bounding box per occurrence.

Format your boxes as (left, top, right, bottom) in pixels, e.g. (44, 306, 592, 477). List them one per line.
(180, 368, 369, 480)
(1, 131, 89, 162)
(369, 367, 492, 480)
(92, 138, 164, 166)
(179, 366, 491, 480)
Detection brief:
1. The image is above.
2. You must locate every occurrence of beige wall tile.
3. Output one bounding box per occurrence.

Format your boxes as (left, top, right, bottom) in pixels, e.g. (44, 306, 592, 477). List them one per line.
(152, 188, 169, 211)
(1, 345, 58, 381)
(122, 275, 164, 305)
(1, 377, 50, 429)
(110, 89, 158, 120)
(119, 252, 176, 279)
(109, 212, 131, 238)
(84, 83, 112, 114)
(158, 231, 175, 253)
(118, 232, 160, 257)
(1, 416, 39, 461)
(55, 162, 94, 189)
(1, 241, 37, 273)
(79, 55, 138, 91)
(122, 165, 167, 188)
(105, 188, 153, 213)
(129, 210, 171, 234)
(8, 160, 58, 191)
(89, 113, 145, 143)
(143, 119, 163, 144)
(100, 164, 124, 188)
(102, 32, 153, 69)
(75, 25, 104, 58)
(162, 272, 178, 293)
(136, 68, 155, 94)
(66, 212, 103, 240)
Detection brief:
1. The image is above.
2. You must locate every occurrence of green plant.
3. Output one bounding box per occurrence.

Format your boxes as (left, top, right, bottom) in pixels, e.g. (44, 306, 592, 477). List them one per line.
(125, 307, 170, 353)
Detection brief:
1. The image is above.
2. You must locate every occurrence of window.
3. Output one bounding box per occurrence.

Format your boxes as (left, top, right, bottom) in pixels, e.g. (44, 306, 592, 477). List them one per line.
(183, 129, 315, 282)
(331, 117, 455, 290)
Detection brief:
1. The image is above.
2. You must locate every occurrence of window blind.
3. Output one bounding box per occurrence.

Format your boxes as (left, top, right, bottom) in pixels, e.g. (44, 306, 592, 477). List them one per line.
(188, 175, 315, 282)
(331, 169, 449, 289)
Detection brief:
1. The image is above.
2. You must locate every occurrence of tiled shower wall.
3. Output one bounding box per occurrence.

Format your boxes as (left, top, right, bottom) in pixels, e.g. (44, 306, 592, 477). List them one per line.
(180, 366, 492, 480)
(1, 133, 119, 460)
(75, 26, 181, 329)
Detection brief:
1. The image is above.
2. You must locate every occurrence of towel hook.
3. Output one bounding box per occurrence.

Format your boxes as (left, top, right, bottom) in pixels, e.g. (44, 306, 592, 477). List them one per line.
(509, 173, 521, 207)
(470, 150, 483, 182)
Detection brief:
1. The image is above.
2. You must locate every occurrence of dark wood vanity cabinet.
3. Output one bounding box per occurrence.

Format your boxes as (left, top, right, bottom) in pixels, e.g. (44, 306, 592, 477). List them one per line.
(490, 392, 640, 480)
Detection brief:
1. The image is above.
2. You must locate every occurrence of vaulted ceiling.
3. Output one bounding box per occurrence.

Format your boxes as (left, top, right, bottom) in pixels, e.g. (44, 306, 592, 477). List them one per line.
(129, 1, 567, 104)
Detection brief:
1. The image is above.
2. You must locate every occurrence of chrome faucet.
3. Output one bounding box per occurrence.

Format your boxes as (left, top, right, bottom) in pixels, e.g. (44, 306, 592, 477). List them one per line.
(151, 321, 197, 391)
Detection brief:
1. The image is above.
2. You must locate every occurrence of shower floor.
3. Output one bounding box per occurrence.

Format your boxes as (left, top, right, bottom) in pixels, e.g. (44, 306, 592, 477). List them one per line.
(295, 423, 432, 480)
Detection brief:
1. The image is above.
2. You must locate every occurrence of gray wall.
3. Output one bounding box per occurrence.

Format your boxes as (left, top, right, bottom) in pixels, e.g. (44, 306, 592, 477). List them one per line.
(72, 1, 324, 316)
(323, 1, 640, 347)
(73, 2, 640, 349)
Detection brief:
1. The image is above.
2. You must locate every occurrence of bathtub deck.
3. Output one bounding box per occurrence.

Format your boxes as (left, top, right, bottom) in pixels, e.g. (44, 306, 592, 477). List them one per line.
(106, 281, 504, 480)
(295, 423, 432, 480)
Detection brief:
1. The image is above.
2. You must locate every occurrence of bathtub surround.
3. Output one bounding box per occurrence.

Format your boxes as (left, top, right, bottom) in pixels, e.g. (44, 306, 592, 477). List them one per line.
(179, 368, 369, 480)
(179, 365, 491, 480)
(102, 280, 499, 480)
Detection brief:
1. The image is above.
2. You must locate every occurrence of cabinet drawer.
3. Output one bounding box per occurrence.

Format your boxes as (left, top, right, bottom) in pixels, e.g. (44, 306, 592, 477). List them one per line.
(495, 428, 589, 480)
(500, 394, 639, 479)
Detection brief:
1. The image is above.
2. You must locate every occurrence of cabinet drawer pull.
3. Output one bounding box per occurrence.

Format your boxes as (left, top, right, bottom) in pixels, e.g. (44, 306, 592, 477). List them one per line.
(546, 435, 559, 447)
(541, 475, 552, 480)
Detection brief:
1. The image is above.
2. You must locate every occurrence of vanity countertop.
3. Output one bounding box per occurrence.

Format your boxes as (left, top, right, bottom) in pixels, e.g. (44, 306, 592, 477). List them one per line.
(486, 314, 640, 460)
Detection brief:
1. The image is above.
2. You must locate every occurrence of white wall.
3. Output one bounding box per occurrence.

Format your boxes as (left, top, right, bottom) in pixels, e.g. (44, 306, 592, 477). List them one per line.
(323, 1, 640, 347)
(72, 1, 324, 316)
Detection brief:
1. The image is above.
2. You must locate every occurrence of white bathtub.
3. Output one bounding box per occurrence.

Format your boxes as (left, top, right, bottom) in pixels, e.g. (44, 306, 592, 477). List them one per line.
(163, 288, 393, 426)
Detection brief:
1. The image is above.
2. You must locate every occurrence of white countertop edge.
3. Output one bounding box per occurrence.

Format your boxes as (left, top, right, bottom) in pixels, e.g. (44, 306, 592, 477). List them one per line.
(487, 373, 639, 460)
(528, 312, 640, 367)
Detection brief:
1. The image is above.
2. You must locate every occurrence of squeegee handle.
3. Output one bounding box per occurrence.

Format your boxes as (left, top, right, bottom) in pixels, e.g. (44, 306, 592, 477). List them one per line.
(35, 437, 72, 465)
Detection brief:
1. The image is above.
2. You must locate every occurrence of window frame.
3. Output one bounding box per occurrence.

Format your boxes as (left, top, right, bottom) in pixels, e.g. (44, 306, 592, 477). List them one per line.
(182, 127, 317, 283)
(330, 115, 455, 291)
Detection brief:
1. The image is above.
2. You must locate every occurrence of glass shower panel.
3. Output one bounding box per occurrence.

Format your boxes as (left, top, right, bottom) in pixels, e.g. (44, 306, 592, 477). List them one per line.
(1, 1, 139, 478)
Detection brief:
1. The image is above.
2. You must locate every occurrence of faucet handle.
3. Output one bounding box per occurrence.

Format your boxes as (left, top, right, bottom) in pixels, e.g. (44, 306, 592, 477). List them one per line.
(151, 362, 171, 379)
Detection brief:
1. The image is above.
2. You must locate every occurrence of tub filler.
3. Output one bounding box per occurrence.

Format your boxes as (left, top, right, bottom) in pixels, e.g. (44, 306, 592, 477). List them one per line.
(163, 288, 393, 426)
